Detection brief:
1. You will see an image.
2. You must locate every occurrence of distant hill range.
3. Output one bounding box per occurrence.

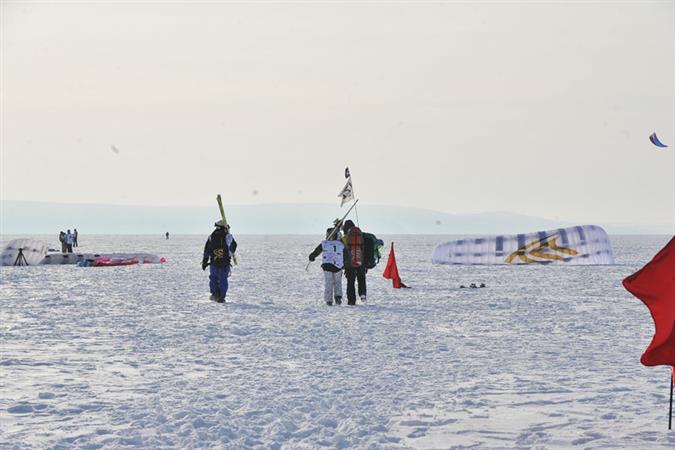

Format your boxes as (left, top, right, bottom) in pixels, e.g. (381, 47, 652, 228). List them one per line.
(0, 201, 670, 235)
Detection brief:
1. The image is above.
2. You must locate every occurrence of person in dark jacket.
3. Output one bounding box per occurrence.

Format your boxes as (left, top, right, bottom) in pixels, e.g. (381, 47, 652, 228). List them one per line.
(202, 220, 237, 303)
(309, 226, 349, 305)
(342, 220, 367, 305)
(59, 231, 67, 253)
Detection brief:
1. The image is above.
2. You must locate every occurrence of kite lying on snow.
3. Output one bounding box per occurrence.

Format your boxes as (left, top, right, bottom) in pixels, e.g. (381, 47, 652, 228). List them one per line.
(431, 225, 614, 265)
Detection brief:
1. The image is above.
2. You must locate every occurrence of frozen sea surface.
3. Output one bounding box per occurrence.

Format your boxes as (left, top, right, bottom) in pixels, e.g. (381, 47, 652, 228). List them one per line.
(1, 234, 674, 449)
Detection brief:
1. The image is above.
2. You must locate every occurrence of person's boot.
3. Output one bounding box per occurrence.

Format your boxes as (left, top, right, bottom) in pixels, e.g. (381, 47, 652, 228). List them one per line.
(326, 300, 333, 306)
(334, 297, 342, 305)
(360, 295, 367, 303)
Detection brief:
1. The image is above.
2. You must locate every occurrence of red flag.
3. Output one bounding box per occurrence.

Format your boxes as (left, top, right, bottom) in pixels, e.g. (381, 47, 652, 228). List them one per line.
(383, 243, 408, 289)
(623, 237, 675, 367)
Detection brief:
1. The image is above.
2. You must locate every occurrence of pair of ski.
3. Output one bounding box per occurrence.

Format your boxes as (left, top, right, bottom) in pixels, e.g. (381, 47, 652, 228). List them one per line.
(216, 194, 237, 266)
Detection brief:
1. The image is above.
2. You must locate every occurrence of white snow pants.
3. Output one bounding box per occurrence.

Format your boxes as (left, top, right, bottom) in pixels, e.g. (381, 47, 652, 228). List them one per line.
(323, 270, 343, 303)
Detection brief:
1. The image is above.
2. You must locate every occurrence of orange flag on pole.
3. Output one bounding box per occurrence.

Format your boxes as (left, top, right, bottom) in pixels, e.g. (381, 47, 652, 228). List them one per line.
(383, 243, 408, 288)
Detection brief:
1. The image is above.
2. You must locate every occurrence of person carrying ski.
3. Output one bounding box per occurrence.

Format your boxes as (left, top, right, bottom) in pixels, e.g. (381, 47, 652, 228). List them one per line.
(202, 220, 237, 303)
(308, 226, 348, 306)
(342, 219, 367, 305)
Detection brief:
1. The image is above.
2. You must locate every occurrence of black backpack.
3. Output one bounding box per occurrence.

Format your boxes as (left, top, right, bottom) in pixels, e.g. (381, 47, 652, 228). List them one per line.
(209, 230, 230, 266)
(362, 232, 383, 269)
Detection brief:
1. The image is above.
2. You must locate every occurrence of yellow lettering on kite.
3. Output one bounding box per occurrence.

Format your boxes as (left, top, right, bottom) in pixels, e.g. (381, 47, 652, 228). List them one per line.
(505, 235, 578, 264)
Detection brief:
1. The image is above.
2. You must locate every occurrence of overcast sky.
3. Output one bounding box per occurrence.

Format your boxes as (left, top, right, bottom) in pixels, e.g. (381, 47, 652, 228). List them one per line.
(1, 1, 673, 227)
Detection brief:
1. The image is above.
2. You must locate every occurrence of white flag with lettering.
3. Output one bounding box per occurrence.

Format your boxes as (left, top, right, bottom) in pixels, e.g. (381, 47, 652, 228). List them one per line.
(338, 174, 354, 207)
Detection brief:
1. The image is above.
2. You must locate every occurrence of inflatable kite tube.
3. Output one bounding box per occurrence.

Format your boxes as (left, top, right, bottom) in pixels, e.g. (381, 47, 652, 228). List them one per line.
(91, 257, 139, 267)
(42, 253, 166, 265)
(78, 258, 140, 267)
(41, 253, 89, 265)
(432, 224, 614, 265)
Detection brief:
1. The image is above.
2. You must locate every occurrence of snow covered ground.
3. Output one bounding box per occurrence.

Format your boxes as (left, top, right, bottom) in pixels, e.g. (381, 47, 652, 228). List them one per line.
(1, 233, 673, 449)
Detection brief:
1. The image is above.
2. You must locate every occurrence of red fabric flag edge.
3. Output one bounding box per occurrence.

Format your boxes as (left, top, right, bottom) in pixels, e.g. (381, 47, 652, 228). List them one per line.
(623, 237, 675, 367)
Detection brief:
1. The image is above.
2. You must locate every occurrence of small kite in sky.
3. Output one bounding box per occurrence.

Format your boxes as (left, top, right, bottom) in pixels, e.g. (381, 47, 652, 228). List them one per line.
(649, 132, 668, 148)
(111, 145, 120, 154)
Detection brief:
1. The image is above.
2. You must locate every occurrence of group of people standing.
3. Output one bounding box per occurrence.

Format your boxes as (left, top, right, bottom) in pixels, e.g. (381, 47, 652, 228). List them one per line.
(199, 218, 374, 306)
(308, 219, 369, 306)
(58, 229, 78, 253)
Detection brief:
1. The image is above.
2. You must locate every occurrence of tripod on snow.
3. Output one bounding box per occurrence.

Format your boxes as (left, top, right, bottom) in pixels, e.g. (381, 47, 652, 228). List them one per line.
(14, 248, 29, 266)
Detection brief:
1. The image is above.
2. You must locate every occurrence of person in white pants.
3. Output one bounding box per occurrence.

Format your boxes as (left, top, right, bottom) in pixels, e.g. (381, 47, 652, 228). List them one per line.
(309, 227, 348, 306)
(323, 271, 343, 306)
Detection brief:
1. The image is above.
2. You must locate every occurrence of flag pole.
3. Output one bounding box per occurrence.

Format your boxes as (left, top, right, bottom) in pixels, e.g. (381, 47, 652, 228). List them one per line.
(350, 174, 360, 227)
(354, 201, 360, 228)
(305, 199, 359, 271)
(669, 367, 673, 430)
(343, 167, 360, 227)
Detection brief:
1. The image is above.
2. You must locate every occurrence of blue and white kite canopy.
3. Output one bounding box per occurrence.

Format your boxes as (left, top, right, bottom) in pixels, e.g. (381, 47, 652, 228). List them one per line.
(649, 132, 668, 148)
(431, 225, 615, 266)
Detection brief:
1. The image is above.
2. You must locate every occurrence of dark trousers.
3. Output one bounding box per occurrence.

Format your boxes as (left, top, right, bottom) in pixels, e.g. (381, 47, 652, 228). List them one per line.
(209, 264, 230, 301)
(345, 266, 367, 305)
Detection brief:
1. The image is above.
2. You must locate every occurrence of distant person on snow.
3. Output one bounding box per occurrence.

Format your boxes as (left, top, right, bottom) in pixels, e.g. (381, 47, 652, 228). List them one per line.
(202, 220, 237, 303)
(59, 231, 67, 253)
(73, 228, 78, 247)
(342, 220, 367, 305)
(309, 226, 349, 306)
(65, 229, 74, 253)
(166, 232, 170, 240)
